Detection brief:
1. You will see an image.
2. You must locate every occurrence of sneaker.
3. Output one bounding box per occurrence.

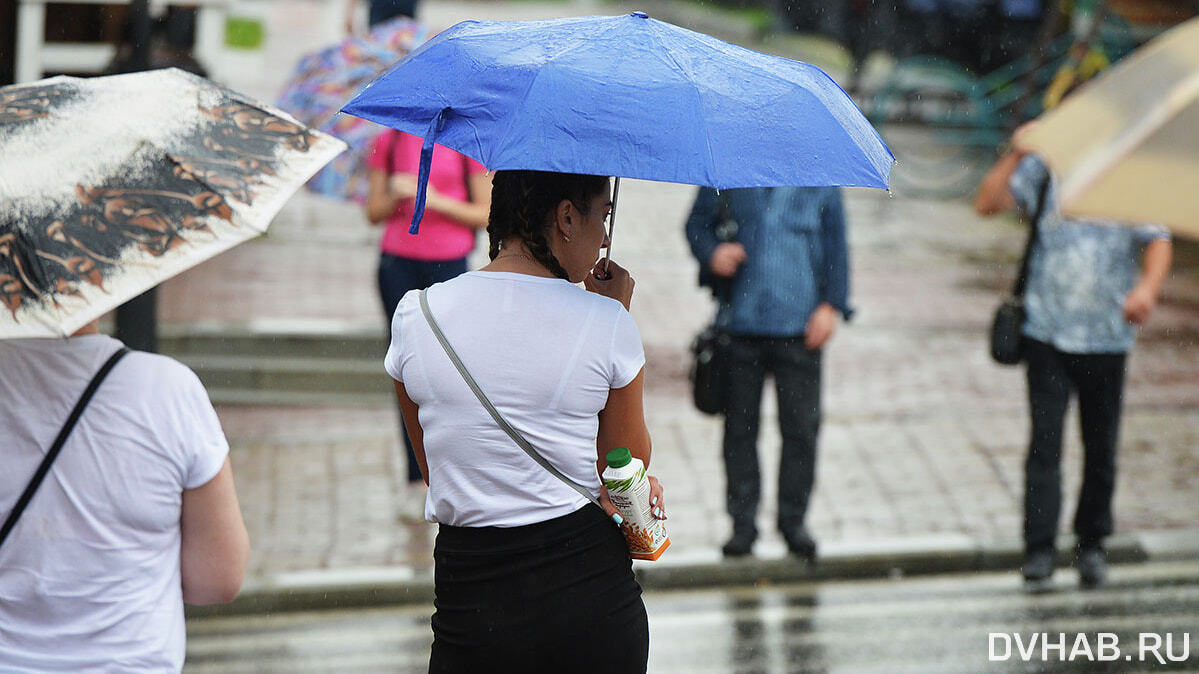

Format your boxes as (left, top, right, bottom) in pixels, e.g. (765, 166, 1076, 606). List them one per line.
(397, 483, 427, 524)
(1022, 549, 1055, 594)
(783, 526, 818, 563)
(1076, 545, 1107, 589)
(721, 530, 756, 558)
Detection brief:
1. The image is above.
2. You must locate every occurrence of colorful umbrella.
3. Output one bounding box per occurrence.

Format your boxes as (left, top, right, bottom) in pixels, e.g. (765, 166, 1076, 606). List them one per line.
(341, 12, 893, 240)
(1019, 17, 1199, 238)
(0, 68, 346, 338)
(276, 16, 430, 203)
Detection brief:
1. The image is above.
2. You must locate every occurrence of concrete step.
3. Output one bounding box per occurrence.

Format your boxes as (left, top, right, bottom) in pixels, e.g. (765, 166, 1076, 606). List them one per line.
(175, 353, 389, 390)
(203, 388, 391, 407)
(159, 323, 387, 360)
(159, 324, 393, 405)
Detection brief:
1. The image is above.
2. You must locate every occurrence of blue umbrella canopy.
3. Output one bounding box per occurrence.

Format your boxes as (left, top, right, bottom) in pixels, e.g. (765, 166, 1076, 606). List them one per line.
(342, 12, 893, 231)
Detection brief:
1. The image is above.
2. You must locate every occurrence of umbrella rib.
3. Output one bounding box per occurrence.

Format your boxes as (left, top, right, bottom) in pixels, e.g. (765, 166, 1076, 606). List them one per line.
(489, 38, 597, 170)
(648, 22, 888, 187)
(661, 27, 893, 182)
(158, 151, 241, 212)
(645, 24, 719, 185)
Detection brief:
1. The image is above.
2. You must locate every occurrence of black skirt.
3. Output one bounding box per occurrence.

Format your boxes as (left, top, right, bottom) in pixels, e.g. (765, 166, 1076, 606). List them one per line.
(429, 504, 649, 674)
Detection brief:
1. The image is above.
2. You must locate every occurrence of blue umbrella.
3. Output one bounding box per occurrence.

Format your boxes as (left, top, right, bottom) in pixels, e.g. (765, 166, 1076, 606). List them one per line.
(341, 11, 893, 242)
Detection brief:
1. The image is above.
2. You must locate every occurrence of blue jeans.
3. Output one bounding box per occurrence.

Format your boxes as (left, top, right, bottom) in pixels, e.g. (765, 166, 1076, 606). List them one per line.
(379, 253, 467, 483)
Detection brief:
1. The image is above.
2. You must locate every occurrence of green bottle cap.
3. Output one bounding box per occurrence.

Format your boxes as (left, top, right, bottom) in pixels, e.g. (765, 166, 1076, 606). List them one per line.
(606, 447, 632, 468)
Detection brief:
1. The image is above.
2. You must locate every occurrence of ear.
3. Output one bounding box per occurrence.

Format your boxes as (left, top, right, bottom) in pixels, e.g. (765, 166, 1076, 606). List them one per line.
(554, 199, 575, 240)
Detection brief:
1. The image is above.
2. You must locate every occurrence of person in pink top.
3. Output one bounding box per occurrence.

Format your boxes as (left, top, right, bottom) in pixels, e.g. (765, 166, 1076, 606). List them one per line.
(366, 129, 491, 514)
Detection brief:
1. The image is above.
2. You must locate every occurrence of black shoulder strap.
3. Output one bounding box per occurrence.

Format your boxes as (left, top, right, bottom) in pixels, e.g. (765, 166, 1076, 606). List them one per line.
(716, 192, 732, 231)
(1011, 175, 1052, 298)
(0, 347, 130, 550)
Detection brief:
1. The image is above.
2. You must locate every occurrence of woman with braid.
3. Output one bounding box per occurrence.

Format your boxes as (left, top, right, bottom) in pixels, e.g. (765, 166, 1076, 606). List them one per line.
(383, 170, 664, 673)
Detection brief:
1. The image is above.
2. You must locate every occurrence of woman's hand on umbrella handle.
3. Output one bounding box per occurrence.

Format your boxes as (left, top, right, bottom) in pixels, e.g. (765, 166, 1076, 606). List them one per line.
(648, 475, 666, 521)
(584, 259, 634, 310)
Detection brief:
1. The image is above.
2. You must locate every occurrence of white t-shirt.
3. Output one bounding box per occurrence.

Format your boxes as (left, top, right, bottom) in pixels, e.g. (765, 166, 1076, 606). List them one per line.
(0, 335, 228, 673)
(385, 271, 645, 527)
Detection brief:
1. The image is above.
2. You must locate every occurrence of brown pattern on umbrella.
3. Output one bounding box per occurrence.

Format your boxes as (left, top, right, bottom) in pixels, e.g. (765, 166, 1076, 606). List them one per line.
(202, 103, 315, 153)
(0, 83, 76, 126)
(0, 84, 320, 321)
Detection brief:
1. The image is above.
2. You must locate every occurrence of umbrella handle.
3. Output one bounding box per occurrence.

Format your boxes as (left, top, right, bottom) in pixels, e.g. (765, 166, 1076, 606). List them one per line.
(597, 176, 620, 280)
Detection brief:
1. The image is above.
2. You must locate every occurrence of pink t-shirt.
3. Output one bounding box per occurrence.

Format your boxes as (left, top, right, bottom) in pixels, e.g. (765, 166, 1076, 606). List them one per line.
(367, 130, 487, 261)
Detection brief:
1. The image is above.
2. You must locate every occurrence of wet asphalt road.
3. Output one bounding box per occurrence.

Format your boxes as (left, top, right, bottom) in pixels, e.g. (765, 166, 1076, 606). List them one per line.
(186, 561, 1199, 673)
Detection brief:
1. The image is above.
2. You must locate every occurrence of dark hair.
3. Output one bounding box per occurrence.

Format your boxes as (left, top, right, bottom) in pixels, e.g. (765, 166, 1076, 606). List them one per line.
(487, 170, 610, 280)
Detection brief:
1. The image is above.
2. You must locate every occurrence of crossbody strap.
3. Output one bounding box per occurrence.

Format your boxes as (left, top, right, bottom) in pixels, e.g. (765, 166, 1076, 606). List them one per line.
(0, 347, 130, 550)
(418, 289, 601, 508)
(1011, 175, 1052, 299)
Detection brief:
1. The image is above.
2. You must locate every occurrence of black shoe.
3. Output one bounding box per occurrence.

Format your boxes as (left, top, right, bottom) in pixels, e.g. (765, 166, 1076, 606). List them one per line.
(1022, 549, 1055, 594)
(722, 530, 756, 558)
(783, 527, 817, 562)
(1076, 545, 1107, 589)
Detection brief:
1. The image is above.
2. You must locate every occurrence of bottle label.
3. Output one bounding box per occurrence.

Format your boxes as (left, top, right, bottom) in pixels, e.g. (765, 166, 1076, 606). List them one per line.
(603, 466, 670, 561)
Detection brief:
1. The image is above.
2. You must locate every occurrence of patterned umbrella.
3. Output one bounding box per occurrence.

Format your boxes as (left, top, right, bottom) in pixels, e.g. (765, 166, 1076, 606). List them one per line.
(0, 68, 346, 338)
(276, 16, 430, 203)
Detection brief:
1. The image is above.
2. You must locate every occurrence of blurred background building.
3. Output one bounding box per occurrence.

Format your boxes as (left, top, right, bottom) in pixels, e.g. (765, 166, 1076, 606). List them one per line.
(1, 0, 271, 87)
(730, 0, 1197, 72)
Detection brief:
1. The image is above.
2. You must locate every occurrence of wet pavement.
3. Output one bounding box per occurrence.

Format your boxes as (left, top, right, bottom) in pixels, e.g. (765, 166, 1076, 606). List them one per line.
(166, 175, 1199, 583)
(149, 0, 1199, 599)
(185, 560, 1199, 672)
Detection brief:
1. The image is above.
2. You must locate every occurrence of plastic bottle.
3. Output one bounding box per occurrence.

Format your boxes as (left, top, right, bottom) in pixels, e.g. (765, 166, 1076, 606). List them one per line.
(602, 447, 670, 561)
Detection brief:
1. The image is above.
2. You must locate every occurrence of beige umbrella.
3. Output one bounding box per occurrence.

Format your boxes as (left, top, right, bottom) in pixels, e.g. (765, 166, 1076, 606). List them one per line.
(1018, 17, 1199, 239)
(0, 69, 346, 338)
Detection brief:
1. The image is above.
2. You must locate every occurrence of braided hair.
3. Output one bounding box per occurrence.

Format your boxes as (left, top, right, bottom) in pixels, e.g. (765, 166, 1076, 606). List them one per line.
(487, 170, 610, 281)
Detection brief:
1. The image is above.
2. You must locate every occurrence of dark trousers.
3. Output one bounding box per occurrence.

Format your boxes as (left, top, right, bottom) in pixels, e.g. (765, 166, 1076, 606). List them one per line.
(430, 506, 648, 673)
(722, 335, 822, 538)
(1024, 339, 1127, 554)
(378, 253, 467, 483)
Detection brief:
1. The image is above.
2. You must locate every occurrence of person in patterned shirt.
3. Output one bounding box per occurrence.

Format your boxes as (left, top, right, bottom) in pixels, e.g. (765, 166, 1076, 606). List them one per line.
(975, 124, 1172, 593)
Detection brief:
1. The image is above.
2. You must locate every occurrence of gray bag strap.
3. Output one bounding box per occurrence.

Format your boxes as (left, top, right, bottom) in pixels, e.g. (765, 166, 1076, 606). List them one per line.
(418, 289, 601, 508)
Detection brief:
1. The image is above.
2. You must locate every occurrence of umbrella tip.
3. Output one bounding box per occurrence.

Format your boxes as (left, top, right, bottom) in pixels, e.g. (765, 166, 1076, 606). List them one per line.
(630, 11, 648, 19)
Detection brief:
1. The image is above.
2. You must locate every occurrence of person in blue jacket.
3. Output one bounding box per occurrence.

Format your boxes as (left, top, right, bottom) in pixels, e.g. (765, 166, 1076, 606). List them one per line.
(686, 186, 852, 560)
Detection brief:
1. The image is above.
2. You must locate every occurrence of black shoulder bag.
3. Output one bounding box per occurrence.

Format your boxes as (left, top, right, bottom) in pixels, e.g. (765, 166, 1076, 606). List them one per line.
(0, 347, 129, 550)
(690, 326, 730, 415)
(989, 177, 1050, 365)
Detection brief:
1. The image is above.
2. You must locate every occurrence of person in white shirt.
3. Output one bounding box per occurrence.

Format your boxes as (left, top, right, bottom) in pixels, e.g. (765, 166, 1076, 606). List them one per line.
(0, 321, 249, 673)
(385, 170, 664, 673)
